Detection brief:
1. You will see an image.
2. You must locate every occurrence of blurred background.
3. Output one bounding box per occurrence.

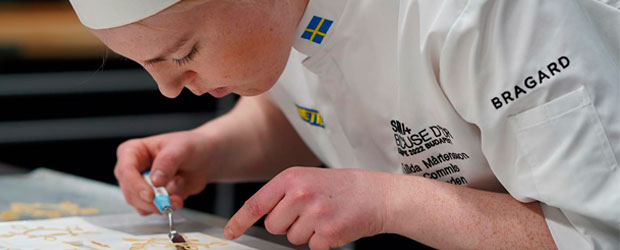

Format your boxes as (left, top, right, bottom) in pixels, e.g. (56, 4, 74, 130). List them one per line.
(0, 1, 427, 249)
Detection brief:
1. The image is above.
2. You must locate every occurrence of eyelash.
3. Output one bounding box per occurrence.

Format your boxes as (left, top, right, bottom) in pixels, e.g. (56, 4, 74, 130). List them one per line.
(172, 45, 198, 67)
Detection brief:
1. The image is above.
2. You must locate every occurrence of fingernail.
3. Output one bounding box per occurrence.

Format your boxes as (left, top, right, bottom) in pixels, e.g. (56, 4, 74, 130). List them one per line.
(175, 178, 184, 190)
(139, 190, 151, 202)
(225, 227, 235, 239)
(152, 170, 167, 184)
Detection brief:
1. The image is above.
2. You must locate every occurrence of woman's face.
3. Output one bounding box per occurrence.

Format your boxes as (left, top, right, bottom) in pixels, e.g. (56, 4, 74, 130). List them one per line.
(91, 0, 305, 98)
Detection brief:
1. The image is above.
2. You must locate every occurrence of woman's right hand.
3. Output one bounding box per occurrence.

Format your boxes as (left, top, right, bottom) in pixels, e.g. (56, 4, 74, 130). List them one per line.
(113, 129, 216, 215)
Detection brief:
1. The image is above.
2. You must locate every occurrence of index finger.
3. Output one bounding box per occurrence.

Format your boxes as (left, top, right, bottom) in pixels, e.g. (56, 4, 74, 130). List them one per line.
(224, 180, 285, 240)
(114, 141, 156, 206)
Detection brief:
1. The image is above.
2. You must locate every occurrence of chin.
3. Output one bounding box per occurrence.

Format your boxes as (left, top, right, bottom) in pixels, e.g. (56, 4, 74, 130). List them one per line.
(237, 86, 272, 96)
(243, 79, 279, 96)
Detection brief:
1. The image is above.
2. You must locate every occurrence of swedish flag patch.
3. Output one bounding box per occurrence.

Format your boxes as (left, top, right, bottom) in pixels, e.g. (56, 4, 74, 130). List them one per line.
(296, 105, 325, 128)
(301, 16, 333, 44)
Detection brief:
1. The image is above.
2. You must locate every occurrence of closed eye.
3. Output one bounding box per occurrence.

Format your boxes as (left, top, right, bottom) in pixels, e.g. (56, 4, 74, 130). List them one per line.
(173, 44, 199, 67)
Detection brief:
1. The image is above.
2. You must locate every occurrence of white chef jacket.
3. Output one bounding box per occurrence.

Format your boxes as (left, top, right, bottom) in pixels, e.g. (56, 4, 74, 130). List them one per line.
(266, 0, 620, 249)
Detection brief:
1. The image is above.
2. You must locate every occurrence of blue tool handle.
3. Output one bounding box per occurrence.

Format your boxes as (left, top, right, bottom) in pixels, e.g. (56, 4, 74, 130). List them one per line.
(143, 171, 171, 213)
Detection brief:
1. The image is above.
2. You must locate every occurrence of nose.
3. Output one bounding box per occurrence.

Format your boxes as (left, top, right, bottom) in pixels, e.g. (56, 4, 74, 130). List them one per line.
(152, 70, 197, 98)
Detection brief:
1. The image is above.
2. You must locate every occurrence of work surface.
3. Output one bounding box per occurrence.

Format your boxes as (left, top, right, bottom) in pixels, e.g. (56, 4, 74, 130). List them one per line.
(0, 167, 303, 250)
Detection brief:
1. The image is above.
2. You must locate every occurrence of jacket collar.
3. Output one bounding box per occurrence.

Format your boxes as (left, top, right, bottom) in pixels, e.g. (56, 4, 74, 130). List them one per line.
(293, 0, 348, 58)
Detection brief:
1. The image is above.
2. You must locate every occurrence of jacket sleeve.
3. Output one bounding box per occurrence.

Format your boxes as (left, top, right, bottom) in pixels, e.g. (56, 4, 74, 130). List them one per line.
(439, 0, 620, 249)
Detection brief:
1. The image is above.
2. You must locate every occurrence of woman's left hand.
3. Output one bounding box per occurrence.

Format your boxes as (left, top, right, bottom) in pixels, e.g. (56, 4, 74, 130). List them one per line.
(224, 166, 395, 249)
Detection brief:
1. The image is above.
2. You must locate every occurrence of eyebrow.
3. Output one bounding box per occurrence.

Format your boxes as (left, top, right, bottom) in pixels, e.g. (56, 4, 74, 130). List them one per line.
(144, 34, 193, 66)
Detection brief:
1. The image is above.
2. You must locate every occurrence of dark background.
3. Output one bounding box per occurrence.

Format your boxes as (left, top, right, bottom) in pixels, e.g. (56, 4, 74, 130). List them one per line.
(0, 1, 431, 249)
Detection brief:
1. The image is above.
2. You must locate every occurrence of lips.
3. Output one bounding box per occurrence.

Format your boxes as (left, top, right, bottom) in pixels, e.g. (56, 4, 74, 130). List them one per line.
(208, 87, 230, 98)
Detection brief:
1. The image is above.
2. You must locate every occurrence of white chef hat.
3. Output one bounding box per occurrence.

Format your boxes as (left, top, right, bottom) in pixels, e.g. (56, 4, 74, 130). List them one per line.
(68, 0, 181, 29)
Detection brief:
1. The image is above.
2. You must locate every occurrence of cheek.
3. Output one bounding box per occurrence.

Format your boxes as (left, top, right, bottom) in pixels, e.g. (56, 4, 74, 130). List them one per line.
(202, 20, 290, 84)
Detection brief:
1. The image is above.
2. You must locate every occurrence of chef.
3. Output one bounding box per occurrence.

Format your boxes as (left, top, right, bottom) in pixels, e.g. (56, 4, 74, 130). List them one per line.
(68, 0, 620, 249)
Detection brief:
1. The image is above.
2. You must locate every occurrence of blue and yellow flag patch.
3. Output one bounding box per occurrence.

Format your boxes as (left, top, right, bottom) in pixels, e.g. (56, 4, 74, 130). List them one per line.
(301, 16, 333, 44)
(296, 105, 325, 128)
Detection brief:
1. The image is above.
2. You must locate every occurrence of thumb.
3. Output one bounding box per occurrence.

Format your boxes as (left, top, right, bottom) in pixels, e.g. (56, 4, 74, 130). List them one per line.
(150, 142, 188, 187)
